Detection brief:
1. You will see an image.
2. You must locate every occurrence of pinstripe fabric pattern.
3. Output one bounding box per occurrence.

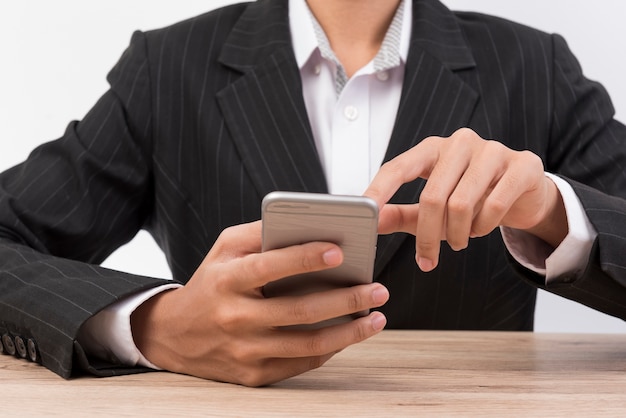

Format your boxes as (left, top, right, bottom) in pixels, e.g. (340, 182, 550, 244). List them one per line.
(1, 0, 626, 378)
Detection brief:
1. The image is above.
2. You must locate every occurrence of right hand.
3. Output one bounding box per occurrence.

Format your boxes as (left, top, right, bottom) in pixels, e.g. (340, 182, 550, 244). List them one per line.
(130, 221, 389, 387)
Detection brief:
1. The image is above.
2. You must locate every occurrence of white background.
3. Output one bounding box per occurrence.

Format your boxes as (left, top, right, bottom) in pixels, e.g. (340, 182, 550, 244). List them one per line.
(1, 1, 625, 333)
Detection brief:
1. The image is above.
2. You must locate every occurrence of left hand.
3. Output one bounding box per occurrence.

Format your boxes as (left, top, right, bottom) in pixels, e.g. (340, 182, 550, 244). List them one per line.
(131, 221, 389, 387)
(364, 128, 567, 272)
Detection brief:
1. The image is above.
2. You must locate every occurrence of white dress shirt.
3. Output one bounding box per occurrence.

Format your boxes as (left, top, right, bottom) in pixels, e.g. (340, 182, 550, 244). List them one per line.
(291, 0, 411, 196)
(78, 0, 597, 369)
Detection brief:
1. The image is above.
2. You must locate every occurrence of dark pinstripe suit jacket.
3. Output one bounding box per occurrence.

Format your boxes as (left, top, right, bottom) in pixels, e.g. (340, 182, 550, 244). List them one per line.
(1, 0, 626, 378)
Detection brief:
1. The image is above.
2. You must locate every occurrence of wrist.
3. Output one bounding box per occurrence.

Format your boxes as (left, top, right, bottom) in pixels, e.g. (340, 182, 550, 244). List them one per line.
(130, 288, 181, 372)
(524, 176, 568, 248)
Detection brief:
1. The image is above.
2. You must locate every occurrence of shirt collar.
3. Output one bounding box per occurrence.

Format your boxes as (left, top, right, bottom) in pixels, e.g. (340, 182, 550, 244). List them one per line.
(289, 0, 412, 72)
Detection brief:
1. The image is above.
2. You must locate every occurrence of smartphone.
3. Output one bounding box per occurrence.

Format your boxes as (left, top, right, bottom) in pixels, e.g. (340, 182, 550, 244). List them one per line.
(261, 191, 379, 327)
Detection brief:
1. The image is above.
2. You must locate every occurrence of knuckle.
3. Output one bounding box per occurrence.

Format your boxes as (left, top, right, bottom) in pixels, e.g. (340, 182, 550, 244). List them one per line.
(482, 140, 508, 162)
(239, 367, 268, 388)
(214, 311, 237, 332)
(520, 151, 545, 178)
(251, 254, 272, 276)
(379, 158, 404, 181)
(451, 127, 481, 146)
(447, 195, 472, 216)
(290, 299, 315, 324)
(486, 195, 509, 214)
(352, 320, 370, 342)
(423, 134, 444, 149)
(419, 188, 446, 210)
(299, 251, 316, 272)
(507, 148, 543, 177)
(217, 225, 238, 245)
(416, 238, 439, 254)
(243, 253, 273, 282)
(214, 306, 246, 333)
(211, 270, 231, 294)
(485, 137, 505, 151)
(231, 344, 255, 364)
(471, 221, 493, 238)
(306, 333, 326, 355)
(450, 127, 476, 141)
(346, 291, 363, 313)
(454, 127, 476, 138)
(502, 171, 522, 191)
(308, 356, 325, 371)
(211, 234, 227, 255)
(520, 149, 542, 165)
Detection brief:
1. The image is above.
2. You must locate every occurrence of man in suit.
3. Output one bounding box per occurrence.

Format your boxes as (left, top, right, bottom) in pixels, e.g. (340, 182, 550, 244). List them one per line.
(1, 0, 625, 386)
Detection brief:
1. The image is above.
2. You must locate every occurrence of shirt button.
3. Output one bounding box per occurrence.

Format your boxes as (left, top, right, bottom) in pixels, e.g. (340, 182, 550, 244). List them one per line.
(314, 64, 322, 75)
(344, 105, 359, 121)
(376, 71, 389, 81)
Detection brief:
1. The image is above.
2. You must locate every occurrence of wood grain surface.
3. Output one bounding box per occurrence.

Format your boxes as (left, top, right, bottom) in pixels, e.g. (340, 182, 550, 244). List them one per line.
(2, 331, 626, 417)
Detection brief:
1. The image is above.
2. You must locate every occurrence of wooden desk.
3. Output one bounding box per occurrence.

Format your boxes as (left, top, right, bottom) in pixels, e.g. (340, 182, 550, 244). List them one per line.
(2, 331, 626, 416)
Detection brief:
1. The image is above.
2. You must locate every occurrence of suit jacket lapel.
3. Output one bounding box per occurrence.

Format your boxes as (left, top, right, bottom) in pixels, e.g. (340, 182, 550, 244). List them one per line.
(374, 0, 480, 276)
(215, 0, 482, 278)
(216, 0, 327, 198)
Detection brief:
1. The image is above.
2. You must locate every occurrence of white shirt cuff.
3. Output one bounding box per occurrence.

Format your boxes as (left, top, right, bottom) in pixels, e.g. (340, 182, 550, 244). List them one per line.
(77, 283, 181, 369)
(501, 173, 597, 283)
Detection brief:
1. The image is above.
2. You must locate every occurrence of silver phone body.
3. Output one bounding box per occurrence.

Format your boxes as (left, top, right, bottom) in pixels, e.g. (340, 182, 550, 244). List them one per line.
(261, 192, 378, 326)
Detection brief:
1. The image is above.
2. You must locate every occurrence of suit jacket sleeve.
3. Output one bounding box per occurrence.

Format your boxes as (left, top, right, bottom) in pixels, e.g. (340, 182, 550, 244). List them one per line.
(0, 31, 173, 378)
(513, 34, 626, 319)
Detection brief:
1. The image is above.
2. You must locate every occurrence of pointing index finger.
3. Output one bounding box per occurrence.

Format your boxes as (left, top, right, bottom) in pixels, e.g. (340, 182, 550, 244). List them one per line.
(363, 137, 440, 207)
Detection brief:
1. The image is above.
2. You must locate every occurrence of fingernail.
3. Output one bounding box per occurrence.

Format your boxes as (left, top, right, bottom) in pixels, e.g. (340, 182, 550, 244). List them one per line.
(371, 312, 387, 331)
(372, 285, 389, 305)
(323, 248, 342, 266)
(417, 257, 435, 272)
